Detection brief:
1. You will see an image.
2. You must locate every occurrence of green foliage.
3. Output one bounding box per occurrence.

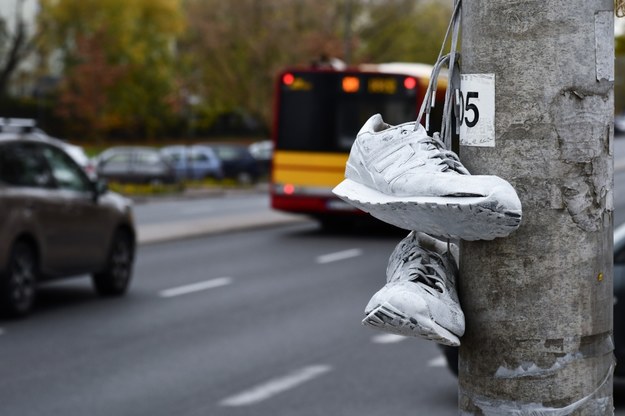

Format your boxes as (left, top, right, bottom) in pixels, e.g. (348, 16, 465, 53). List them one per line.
(107, 181, 185, 196)
(617, 34, 625, 56)
(179, 0, 453, 132)
(24, 0, 457, 139)
(13, 0, 625, 139)
(179, 0, 346, 131)
(613, 34, 625, 114)
(38, 0, 184, 139)
(356, 0, 453, 65)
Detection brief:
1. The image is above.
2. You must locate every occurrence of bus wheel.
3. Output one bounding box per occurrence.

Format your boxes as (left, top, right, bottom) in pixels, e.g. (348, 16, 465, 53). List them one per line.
(317, 215, 353, 232)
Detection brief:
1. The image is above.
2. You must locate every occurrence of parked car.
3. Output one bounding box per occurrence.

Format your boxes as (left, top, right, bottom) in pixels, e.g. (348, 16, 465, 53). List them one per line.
(206, 143, 260, 184)
(95, 146, 177, 185)
(0, 118, 96, 178)
(160, 145, 223, 181)
(248, 140, 273, 176)
(439, 224, 625, 378)
(0, 129, 136, 317)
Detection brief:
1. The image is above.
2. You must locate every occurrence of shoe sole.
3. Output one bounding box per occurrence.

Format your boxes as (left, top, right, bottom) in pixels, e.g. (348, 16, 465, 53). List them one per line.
(363, 301, 460, 347)
(333, 179, 521, 241)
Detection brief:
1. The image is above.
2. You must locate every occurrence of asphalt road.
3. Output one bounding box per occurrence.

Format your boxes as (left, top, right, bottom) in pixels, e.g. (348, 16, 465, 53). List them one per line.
(133, 189, 307, 244)
(133, 190, 271, 226)
(0, 222, 459, 416)
(1, 138, 625, 415)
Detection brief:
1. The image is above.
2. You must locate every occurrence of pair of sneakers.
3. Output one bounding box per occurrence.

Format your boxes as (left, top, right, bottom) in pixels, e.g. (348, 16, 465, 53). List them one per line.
(332, 114, 522, 346)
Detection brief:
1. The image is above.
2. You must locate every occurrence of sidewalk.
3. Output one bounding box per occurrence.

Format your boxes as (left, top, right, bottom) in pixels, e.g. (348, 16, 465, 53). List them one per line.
(130, 182, 269, 205)
(133, 183, 311, 245)
(137, 210, 309, 245)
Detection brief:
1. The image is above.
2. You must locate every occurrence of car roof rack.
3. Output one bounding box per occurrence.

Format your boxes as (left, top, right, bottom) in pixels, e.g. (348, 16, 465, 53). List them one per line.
(0, 118, 37, 133)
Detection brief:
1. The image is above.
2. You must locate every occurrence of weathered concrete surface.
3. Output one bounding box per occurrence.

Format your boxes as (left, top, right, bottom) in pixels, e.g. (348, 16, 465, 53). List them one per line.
(459, 1, 614, 415)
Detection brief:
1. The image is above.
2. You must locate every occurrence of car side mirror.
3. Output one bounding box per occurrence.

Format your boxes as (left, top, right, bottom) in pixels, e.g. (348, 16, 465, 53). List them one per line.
(93, 178, 108, 200)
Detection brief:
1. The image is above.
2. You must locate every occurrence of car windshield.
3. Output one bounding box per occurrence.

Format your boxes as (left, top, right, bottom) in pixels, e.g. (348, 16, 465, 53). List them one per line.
(63, 145, 90, 166)
(103, 152, 131, 165)
(40, 145, 91, 192)
(214, 146, 241, 161)
(136, 151, 162, 165)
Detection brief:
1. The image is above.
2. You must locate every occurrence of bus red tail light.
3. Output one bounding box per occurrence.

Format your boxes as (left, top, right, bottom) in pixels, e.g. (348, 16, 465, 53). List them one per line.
(404, 77, 417, 90)
(283, 184, 295, 195)
(282, 73, 295, 86)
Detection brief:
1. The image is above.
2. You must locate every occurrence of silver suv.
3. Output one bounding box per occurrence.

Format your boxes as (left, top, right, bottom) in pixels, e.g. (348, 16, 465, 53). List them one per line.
(0, 127, 136, 317)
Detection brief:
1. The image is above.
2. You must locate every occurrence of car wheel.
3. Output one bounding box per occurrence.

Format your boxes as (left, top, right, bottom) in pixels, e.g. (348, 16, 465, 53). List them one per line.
(92, 230, 134, 296)
(0, 241, 37, 317)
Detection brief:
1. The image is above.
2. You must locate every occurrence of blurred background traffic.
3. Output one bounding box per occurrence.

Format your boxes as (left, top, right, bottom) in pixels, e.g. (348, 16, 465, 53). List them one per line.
(3, 0, 624, 194)
(1, 0, 452, 147)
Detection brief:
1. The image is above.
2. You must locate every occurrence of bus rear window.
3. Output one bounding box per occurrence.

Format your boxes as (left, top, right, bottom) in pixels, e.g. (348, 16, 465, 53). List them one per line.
(276, 72, 418, 153)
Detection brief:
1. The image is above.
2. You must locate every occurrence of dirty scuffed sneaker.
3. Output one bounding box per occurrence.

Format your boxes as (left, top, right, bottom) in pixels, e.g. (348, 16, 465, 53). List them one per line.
(332, 113, 522, 240)
(363, 231, 464, 347)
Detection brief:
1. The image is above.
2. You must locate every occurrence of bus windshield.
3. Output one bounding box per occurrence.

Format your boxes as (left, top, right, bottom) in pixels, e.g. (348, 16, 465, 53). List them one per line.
(276, 71, 419, 153)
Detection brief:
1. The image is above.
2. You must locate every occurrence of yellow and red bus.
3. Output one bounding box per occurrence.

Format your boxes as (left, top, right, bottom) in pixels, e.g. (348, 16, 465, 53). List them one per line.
(270, 62, 446, 226)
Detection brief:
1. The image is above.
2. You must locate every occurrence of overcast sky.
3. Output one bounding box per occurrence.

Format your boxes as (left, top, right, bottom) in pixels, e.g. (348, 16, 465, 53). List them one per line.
(0, 0, 37, 30)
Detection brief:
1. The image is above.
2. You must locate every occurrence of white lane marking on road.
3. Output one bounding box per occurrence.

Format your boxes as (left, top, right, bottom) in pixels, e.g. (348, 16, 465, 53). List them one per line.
(180, 206, 214, 215)
(159, 277, 232, 298)
(219, 365, 332, 407)
(316, 248, 362, 264)
(428, 356, 447, 368)
(371, 334, 407, 344)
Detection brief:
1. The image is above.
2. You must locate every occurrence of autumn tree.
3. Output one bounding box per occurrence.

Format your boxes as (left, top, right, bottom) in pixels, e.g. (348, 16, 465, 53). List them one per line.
(179, 0, 452, 133)
(38, 0, 454, 137)
(55, 31, 124, 138)
(180, 0, 347, 131)
(38, 0, 184, 138)
(355, 0, 453, 65)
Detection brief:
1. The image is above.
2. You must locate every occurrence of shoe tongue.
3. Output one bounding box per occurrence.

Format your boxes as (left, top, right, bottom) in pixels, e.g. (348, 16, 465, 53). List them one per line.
(358, 113, 389, 136)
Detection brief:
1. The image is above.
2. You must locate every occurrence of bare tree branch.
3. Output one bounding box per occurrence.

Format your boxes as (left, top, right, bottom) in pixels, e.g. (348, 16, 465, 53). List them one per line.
(0, 0, 35, 97)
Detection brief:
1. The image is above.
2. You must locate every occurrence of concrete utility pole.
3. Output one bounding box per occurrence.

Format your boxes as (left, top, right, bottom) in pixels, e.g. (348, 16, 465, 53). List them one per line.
(458, 1, 615, 415)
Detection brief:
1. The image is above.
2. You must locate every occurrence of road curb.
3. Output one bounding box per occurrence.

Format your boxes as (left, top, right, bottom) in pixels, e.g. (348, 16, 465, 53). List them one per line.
(130, 184, 269, 205)
(137, 211, 310, 245)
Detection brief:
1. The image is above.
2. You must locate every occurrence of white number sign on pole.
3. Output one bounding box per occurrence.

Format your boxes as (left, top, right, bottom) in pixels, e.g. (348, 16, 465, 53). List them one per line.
(459, 73, 496, 147)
